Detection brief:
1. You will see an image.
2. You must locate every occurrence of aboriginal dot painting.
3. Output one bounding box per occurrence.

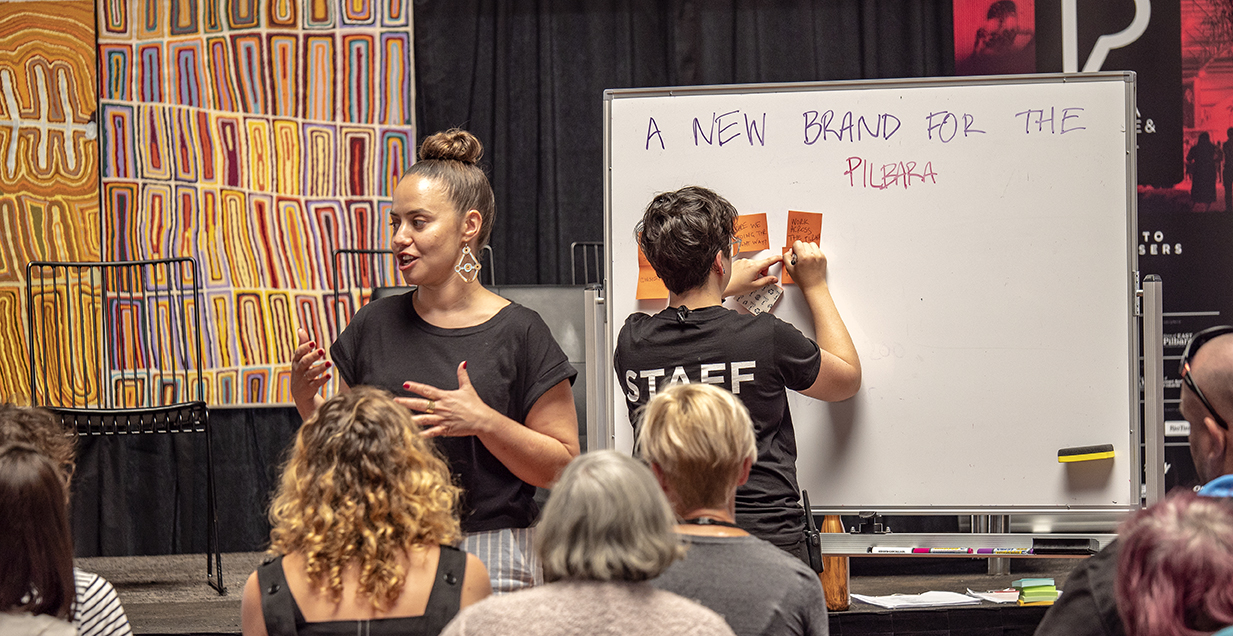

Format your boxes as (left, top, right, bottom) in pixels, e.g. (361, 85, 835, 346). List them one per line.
(0, 1, 101, 403)
(94, 0, 413, 405)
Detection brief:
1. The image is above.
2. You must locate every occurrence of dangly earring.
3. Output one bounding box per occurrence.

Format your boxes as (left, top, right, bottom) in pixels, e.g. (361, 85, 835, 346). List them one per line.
(455, 245, 481, 283)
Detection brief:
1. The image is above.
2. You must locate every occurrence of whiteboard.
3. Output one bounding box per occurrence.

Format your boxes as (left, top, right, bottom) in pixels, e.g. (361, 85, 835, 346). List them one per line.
(603, 73, 1139, 512)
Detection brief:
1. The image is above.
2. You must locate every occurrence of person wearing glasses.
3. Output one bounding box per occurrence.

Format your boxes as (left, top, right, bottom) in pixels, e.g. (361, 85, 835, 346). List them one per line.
(1035, 326, 1233, 636)
(613, 185, 861, 564)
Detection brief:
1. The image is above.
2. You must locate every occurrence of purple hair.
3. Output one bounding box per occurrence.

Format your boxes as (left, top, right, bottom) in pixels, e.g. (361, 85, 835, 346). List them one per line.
(1116, 490, 1233, 636)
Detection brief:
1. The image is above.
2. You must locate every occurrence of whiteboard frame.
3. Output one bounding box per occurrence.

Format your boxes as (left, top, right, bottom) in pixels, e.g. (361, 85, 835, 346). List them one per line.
(602, 72, 1141, 514)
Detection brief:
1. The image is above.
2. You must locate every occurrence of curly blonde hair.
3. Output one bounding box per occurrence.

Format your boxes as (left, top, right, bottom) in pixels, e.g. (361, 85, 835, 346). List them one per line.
(269, 387, 461, 610)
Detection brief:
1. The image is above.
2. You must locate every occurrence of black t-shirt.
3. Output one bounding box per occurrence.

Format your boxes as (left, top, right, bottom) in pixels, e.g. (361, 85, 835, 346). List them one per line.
(614, 305, 822, 545)
(1033, 541, 1124, 636)
(331, 293, 577, 533)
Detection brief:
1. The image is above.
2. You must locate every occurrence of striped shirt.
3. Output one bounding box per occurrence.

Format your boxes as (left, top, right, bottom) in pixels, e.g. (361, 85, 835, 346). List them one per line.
(462, 527, 541, 594)
(73, 570, 131, 636)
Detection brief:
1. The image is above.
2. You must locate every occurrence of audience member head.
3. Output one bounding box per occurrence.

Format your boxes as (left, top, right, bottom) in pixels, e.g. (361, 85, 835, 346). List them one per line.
(268, 387, 461, 610)
(0, 404, 75, 485)
(636, 383, 756, 515)
(637, 186, 739, 295)
(0, 443, 75, 619)
(536, 450, 685, 583)
(400, 128, 496, 249)
(1116, 490, 1233, 636)
(1179, 327, 1233, 483)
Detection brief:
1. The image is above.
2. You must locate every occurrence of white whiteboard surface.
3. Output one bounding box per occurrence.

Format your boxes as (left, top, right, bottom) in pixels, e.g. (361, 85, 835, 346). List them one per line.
(604, 74, 1139, 512)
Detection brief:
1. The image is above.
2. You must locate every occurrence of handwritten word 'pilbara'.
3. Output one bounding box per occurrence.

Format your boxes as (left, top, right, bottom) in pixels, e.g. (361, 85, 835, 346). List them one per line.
(1014, 107, 1086, 134)
(844, 157, 937, 190)
(803, 110, 901, 144)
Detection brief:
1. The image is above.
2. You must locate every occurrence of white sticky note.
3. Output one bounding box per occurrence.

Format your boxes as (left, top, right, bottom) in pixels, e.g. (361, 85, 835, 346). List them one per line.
(735, 283, 783, 316)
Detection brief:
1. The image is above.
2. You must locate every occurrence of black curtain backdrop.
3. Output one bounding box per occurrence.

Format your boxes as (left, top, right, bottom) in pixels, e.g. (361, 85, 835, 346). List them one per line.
(72, 409, 300, 556)
(79, 2, 955, 556)
(413, 0, 954, 285)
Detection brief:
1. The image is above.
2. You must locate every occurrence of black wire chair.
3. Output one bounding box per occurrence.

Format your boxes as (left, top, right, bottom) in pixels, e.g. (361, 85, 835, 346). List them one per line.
(571, 241, 603, 285)
(24, 257, 224, 595)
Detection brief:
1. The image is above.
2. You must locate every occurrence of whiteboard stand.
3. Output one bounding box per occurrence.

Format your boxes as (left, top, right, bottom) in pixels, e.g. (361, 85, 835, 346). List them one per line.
(584, 285, 612, 452)
(973, 514, 1011, 575)
(606, 74, 1143, 560)
(818, 532, 1116, 556)
(1141, 275, 1165, 506)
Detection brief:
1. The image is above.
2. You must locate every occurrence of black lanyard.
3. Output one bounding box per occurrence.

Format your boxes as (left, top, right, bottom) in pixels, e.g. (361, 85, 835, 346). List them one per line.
(681, 517, 742, 529)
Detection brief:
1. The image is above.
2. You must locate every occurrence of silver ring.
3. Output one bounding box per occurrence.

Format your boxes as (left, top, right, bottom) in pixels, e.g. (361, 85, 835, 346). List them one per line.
(790, 254, 798, 265)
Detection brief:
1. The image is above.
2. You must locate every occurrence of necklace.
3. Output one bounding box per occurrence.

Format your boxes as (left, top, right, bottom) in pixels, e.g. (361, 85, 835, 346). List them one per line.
(681, 516, 742, 529)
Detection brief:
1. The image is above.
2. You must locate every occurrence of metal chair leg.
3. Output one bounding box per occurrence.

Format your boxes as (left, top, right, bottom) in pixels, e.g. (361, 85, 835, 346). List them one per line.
(204, 415, 225, 595)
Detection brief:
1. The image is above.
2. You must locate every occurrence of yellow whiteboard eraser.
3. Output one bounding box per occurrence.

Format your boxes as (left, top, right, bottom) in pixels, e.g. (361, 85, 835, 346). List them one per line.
(1058, 444, 1115, 463)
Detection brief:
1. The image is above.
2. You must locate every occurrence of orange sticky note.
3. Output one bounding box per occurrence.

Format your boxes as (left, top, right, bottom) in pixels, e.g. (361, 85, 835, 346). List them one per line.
(636, 245, 669, 299)
(783, 211, 823, 285)
(734, 213, 770, 252)
(786, 210, 823, 245)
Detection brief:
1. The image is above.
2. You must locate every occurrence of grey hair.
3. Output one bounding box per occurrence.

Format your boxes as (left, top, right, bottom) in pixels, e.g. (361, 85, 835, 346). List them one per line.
(536, 450, 685, 583)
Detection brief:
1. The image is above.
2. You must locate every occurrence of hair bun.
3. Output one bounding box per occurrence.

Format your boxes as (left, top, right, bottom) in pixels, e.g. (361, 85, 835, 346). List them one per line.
(419, 128, 484, 165)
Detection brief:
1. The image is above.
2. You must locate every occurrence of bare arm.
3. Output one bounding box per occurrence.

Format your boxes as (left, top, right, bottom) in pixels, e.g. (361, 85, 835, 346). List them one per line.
(400, 364, 580, 488)
(460, 553, 492, 608)
(784, 240, 861, 401)
(240, 572, 269, 636)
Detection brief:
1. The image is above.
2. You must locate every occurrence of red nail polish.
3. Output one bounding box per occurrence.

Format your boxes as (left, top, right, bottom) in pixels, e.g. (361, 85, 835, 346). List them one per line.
(462, 361, 468, 370)
(325, 361, 332, 367)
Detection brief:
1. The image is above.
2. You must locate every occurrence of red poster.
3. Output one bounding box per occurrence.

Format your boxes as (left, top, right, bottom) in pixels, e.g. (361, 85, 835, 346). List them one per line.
(953, 0, 1036, 76)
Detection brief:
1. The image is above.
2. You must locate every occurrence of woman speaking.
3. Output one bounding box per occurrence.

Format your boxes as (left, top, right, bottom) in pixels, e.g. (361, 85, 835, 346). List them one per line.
(291, 129, 579, 593)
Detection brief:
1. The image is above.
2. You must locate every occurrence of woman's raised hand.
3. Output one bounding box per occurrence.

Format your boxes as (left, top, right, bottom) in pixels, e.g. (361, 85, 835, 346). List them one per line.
(290, 328, 331, 417)
(723, 253, 782, 298)
(398, 361, 495, 438)
(783, 240, 829, 290)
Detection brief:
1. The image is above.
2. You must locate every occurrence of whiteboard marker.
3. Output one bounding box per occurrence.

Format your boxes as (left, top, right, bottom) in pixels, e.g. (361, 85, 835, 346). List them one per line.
(913, 547, 972, 554)
(868, 547, 913, 554)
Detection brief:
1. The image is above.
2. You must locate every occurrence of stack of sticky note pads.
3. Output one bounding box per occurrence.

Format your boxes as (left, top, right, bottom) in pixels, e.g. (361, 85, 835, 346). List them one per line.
(1012, 578, 1059, 606)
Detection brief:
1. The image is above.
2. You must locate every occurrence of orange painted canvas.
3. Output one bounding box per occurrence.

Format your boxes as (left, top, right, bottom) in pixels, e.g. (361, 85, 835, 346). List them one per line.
(0, 1, 99, 402)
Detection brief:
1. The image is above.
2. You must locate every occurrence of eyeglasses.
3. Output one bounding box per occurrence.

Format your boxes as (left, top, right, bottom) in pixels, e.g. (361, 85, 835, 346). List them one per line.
(729, 235, 743, 256)
(1179, 325, 1233, 430)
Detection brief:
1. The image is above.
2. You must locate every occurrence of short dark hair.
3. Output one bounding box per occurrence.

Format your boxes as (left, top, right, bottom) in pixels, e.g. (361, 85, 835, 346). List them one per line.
(637, 186, 738, 295)
(987, 1, 1018, 19)
(0, 444, 76, 619)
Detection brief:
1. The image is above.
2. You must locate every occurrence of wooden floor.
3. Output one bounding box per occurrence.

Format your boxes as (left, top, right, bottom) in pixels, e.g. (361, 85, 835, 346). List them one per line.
(79, 553, 1082, 635)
